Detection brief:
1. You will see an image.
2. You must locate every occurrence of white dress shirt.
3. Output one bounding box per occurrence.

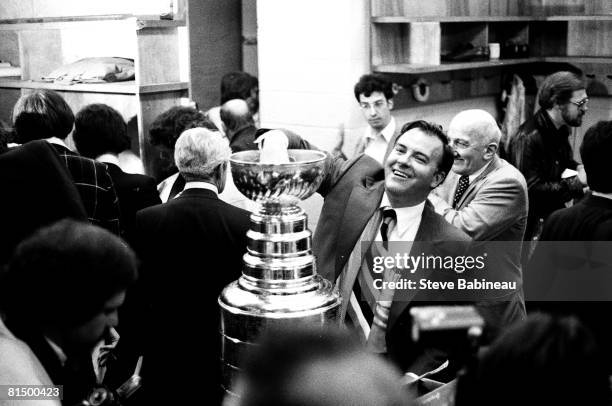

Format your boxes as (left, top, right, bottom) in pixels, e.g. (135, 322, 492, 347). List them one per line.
(364, 117, 396, 165)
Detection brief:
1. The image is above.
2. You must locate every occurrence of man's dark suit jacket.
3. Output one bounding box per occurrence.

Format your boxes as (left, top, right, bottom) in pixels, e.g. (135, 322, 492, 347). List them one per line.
(103, 163, 161, 239)
(527, 193, 612, 371)
(313, 154, 478, 376)
(132, 187, 250, 404)
(228, 124, 258, 152)
(51, 143, 121, 235)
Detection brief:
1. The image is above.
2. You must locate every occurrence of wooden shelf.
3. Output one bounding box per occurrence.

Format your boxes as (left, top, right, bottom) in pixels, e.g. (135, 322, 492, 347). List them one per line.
(0, 14, 185, 30)
(372, 15, 612, 23)
(0, 79, 189, 94)
(373, 16, 541, 23)
(374, 58, 539, 74)
(543, 56, 612, 64)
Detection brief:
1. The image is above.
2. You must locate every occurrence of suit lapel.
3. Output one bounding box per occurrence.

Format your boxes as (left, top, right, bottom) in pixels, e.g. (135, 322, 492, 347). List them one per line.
(457, 156, 501, 209)
(335, 178, 385, 277)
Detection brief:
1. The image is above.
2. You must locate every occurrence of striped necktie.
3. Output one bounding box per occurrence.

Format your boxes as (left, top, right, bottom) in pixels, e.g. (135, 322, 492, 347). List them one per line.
(366, 208, 399, 354)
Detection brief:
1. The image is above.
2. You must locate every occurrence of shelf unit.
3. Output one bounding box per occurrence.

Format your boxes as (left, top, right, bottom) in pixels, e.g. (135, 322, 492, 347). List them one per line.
(372, 15, 612, 74)
(370, 0, 612, 106)
(0, 14, 190, 179)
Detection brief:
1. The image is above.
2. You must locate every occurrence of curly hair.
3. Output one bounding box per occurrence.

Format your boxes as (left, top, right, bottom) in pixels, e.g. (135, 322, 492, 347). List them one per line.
(354, 74, 394, 102)
(148, 106, 217, 150)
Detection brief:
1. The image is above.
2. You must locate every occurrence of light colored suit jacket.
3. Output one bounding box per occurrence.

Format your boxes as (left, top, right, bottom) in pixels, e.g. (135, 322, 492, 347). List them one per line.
(431, 155, 528, 242)
(430, 156, 528, 318)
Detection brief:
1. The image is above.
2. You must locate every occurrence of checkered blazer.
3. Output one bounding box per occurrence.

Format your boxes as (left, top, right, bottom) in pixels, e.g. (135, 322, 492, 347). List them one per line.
(51, 144, 121, 235)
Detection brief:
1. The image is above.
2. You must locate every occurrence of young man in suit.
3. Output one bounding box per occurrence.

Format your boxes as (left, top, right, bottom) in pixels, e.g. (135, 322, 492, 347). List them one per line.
(133, 127, 251, 404)
(353, 74, 398, 164)
(428, 109, 527, 330)
(11, 89, 121, 235)
(1, 219, 138, 406)
(73, 103, 161, 239)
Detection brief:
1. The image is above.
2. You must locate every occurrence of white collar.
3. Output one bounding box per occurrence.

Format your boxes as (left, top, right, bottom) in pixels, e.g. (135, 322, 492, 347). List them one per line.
(45, 137, 70, 149)
(44, 336, 68, 366)
(96, 153, 120, 166)
(366, 117, 396, 142)
(592, 191, 612, 201)
(379, 193, 426, 236)
(183, 181, 219, 195)
(467, 159, 493, 183)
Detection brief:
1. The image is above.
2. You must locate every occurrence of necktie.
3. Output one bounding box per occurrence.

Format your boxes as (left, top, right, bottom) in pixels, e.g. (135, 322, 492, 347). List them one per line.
(366, 208, 398, 354)
(453, 175, 470, 208)
(380, 208, 396, 248)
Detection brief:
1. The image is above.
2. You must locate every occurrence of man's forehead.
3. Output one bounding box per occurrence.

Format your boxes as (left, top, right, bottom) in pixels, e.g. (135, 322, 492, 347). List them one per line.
(359, 92, 386, 102)
(396, 129, 442, 156)
(572, 89, 588, 99)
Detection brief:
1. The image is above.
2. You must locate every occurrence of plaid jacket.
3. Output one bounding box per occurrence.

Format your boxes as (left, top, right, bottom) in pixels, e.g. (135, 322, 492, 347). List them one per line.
(51, 144, 121, 235)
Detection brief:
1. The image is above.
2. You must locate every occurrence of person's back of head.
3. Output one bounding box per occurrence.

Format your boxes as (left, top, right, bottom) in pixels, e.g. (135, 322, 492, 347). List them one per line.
(174, 127, 231, 186)
(235, 325, 411, 406)
(148, 106, 216, 151)
(580, 120, 612, 193)
(73, 103, 130, 159)
(354, 74, 394, 102)
(220, 99, 254, 135)
(455, 313, 610, 406)
(537, 71, 584, 110)
(12, 89, 74, 143)
(1, 219, 138, 348)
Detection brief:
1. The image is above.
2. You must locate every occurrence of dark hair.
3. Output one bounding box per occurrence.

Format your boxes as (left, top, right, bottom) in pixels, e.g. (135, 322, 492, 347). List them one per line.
(148, 106, 216, 150)
(240, 325, 408, 406)
(220, 71, 259, 104)
(455, 313, 610, 406)
(580, 120, 612, 193)
(12, 89, 75, 142)
(354, 74, 394, 102)
(396, 120, 454, 177)
(73, 103, 129, 158)
(2, 219, 138, 328)
(538, 71, 585, 110)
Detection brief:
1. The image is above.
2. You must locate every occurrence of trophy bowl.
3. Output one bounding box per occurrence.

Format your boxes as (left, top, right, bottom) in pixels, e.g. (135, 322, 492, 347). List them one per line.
(230, 150, 327, 210)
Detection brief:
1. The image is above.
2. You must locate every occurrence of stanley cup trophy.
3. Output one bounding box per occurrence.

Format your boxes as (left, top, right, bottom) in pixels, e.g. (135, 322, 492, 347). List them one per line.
(218, 146, 342, 395)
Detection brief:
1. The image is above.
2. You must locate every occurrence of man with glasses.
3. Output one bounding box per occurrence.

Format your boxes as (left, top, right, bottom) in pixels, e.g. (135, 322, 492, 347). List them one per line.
(507, 71, 587, 242)
(353, 74, 398, 164)
(429, 109, 528, 332)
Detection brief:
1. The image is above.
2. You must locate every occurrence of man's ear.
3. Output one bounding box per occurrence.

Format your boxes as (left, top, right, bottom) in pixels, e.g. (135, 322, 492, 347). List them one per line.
(483, 143, 498, 160)
(431, 171, 446, 189)
(387, 99, 394, 111)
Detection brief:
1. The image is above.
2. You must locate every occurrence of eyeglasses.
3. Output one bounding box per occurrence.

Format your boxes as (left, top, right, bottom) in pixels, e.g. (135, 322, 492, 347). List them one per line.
(450, 138, 471, 149)
(569, 98, 589, 108)
(359, 100, 388, 110)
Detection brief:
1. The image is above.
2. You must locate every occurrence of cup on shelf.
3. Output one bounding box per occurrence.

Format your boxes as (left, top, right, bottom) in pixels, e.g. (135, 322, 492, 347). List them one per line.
(488, 43, 500, 60)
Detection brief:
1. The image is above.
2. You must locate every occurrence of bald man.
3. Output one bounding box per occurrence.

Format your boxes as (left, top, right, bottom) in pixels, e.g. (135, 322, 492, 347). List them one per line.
(219, 98, 258, 152)
(429, 109, 528, 331)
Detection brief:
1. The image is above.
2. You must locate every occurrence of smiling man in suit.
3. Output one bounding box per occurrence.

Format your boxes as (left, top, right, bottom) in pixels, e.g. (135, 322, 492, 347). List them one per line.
(428, 109, 527, 331)
(307, 120, 471, 376)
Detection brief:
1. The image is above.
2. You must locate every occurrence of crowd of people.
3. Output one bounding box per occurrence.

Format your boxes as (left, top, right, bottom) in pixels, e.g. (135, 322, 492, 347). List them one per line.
(0, 69, 610, 406)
